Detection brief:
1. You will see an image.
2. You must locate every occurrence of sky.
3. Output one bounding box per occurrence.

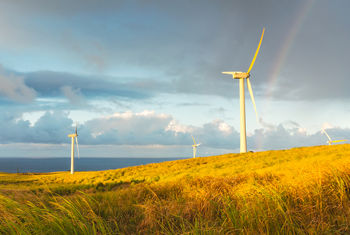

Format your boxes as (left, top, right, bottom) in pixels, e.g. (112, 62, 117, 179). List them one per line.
(0, 0, 349, 158)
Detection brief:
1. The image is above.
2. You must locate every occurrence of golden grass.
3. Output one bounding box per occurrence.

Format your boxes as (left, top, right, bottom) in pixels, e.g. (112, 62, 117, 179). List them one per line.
(0, 144, 350, 234)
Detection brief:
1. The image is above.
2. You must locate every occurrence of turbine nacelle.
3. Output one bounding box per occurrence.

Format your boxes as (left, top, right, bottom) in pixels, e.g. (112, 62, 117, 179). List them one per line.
(222, 71, 249, 79)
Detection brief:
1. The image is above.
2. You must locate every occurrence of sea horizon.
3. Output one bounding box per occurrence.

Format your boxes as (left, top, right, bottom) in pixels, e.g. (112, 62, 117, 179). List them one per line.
(0, 157, 186, 173)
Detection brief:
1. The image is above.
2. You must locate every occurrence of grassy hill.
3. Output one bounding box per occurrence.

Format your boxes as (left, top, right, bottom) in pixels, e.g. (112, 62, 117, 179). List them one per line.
(1, 144, 350, 234)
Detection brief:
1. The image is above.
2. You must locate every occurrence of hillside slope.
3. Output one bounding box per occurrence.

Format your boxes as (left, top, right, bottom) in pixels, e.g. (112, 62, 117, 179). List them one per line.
(1, 144, 350, 234)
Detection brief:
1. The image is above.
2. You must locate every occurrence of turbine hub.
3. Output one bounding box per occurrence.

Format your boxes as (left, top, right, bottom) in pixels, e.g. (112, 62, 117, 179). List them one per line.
(233, 72, 249, 79)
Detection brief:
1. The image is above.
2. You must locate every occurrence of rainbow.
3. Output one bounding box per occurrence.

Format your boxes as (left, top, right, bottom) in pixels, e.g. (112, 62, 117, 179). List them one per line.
(256, 0, 316, 150)
(264, 0, 316, 100)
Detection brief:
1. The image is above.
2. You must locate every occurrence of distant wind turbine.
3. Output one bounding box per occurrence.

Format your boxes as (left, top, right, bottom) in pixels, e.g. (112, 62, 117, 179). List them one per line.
(191, 135, 201, 158)
(321, 128, 347, 145)
(222, 28, 265, 153)
(68, 124, 80, 174)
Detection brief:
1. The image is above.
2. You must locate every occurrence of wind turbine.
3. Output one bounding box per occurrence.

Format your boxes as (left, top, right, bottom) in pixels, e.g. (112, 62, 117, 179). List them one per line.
(222, 28, 265, 153)
(68, 124, 80, 174)
(191, 135, 201, 158)
(321, 128, 347, 145)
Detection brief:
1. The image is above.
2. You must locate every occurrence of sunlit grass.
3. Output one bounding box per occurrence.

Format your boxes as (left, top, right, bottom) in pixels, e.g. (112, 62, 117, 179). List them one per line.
(1, 144, 350, 233)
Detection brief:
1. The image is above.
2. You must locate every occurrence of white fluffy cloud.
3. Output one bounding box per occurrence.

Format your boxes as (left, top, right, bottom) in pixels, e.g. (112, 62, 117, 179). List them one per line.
(1, 110, 348, 152)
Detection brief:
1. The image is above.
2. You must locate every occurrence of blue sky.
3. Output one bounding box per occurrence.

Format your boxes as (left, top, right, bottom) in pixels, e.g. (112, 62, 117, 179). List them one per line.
(0, 0, 349, 158)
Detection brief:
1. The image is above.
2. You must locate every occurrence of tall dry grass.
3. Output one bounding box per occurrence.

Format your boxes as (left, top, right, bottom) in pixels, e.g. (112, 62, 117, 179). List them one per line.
(0, 144, 350, 234)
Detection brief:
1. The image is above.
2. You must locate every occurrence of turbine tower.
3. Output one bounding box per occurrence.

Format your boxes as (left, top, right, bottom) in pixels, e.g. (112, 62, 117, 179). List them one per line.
(68, 125, 80, 174)
(321, 128, 348, 145)
(222, 28, 265, 153)
(191, 135, 201, 158)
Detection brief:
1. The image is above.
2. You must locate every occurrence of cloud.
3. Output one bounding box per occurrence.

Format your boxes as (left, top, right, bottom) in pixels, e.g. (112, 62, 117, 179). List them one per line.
(84, 111, 178, 145)
(60, 86, 86, 106)
(1, 110, 348, 152)
(30, 111, 74, 143)
(0, 66, 36, 103)
(0, 111, 74, 144)
(0, 112, 32, 143)
(322, 122, 334, 130)
(24, 71, 153, 99)
(60, 31, 108, 71)
(1, 0, 350, 102)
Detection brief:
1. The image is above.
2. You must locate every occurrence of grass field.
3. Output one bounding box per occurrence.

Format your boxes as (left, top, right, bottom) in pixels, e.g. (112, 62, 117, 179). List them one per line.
(1, 144, 350, 234)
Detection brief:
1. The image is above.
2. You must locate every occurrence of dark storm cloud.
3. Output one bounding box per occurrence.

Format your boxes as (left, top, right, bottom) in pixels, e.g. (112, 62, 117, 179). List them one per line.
(1, 0, 350, 102)
(24, 71, 153, 100)
(0, 67, 36, 103)
(159, 0, 350, 101)
(265, 0, 350, 101)
(60, 86, 87, 106)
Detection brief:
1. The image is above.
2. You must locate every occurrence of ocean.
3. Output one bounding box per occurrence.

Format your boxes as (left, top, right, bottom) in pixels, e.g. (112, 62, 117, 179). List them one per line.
(0, 157, 185, 173)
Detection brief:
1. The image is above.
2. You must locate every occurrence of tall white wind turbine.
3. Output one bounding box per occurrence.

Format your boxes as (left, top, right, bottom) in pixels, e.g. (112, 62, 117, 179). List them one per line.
(68, 125, 80, 174)
(191, 135, 201, 158)
(222, 28, 265, 153)
(321, 128, 348, 145)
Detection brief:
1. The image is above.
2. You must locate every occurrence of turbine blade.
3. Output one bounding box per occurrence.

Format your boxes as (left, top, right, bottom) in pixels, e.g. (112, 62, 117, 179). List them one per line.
(75, 137, 80, 159)
(191, 135, 196, 145)
(247, 28, 265, 73)
(247, 78, 259, 123)
(322, 129, 332, 141)
(222, 72, 235, 78)
(332, 139, 348, 143)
